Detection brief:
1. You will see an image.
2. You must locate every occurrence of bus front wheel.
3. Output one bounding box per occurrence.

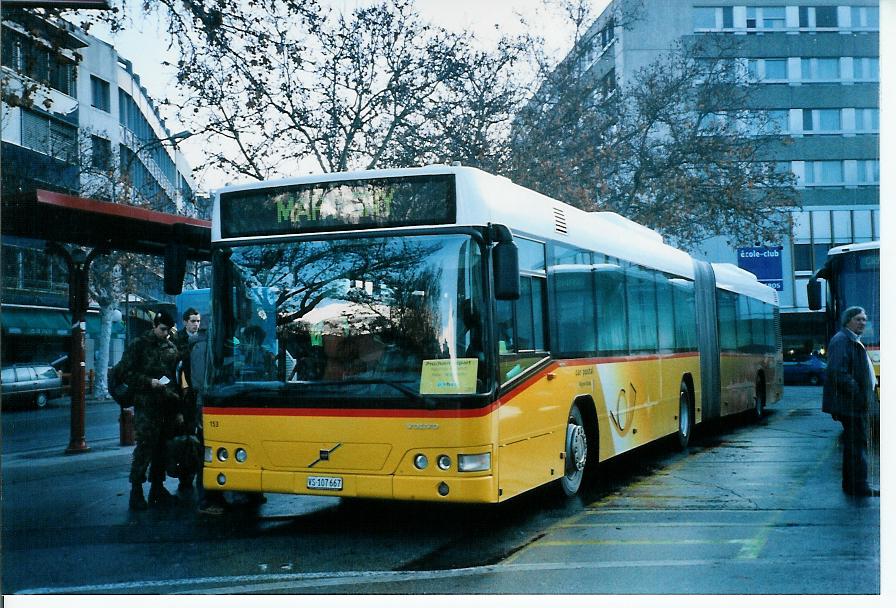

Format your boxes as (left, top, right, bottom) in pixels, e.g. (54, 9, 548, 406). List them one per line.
(560, 404, 588, 497)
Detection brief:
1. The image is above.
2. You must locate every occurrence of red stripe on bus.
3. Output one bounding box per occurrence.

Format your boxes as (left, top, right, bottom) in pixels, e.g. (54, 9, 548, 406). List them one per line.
(203, 351, 700, 419)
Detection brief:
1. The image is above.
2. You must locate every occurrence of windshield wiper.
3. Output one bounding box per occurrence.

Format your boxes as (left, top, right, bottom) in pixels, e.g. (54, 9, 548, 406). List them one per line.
(297, 379, 437, 408)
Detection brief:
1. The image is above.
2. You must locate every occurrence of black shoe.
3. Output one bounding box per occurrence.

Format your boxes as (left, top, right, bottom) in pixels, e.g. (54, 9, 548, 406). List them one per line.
(149, 484, 177, 506)
(129, 485, 148, 511)
(177, 480, 195, 497)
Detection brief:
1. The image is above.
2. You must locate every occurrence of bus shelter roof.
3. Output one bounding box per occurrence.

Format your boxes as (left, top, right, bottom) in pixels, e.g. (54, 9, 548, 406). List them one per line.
(1, 190, 211, 261)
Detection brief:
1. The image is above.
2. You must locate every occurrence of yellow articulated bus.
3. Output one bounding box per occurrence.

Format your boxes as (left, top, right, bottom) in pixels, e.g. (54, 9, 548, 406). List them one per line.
(201, 166, 782, 503)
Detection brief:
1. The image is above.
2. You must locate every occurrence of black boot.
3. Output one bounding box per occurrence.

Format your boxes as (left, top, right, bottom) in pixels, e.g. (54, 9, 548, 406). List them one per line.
(148, 483, 176, 506)
(129, 484, 148, 510)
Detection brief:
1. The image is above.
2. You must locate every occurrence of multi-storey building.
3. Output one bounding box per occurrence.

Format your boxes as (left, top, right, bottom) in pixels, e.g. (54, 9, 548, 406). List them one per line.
(554, 0, 879, 352)
(1, 9, 196, 368)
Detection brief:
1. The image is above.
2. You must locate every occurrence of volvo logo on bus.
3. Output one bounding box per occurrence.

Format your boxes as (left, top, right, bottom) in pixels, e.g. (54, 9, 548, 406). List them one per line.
(407, 423, 439, 430)
(308, 443, 342, 468)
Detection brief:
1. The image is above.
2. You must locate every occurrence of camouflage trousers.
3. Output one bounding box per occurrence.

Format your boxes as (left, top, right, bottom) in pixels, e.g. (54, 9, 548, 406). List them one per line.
(128, 403, 169, 485)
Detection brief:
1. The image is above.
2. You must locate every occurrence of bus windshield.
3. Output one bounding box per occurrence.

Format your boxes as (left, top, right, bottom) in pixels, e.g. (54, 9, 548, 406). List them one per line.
(833, 249, 880, 348)
(208, 234, 486, 405)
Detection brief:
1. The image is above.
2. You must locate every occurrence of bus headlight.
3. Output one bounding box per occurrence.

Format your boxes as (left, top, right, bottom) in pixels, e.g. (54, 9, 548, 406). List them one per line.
(413, 454, 429, 470)
(235, 448, 248, 463)
(458, 452, 491, 472)
(437, 454, 452, 470)
(204, 447, 213, 463)
(217, 447, 229, 462)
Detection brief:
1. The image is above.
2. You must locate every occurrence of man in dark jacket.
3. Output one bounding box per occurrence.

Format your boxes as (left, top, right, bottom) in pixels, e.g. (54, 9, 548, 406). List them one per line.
(173, 307, 201, 495)
(822, 306, 879, 497)
(121, 311, 182, 509)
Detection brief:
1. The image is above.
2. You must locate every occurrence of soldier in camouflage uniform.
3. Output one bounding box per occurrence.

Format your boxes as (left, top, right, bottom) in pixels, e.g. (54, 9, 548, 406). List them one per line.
(121, 311, 182, 510)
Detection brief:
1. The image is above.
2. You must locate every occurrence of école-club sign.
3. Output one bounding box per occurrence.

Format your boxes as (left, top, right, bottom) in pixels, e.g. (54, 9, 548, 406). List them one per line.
(737, 246, 783, 291)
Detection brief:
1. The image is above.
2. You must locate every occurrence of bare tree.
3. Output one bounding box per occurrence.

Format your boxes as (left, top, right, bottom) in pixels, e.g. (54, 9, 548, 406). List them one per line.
(509, 3, 799, 248)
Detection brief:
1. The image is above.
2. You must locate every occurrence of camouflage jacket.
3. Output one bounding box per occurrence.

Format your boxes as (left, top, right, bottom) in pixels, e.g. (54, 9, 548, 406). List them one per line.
(120, 330, 180, 408)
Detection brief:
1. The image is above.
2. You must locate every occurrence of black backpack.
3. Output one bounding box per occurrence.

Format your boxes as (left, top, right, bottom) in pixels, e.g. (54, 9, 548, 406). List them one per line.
(108, 358, 135, 407)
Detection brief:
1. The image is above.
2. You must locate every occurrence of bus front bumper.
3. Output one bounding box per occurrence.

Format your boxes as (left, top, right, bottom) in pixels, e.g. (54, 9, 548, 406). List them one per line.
(203, 467, 499, 503)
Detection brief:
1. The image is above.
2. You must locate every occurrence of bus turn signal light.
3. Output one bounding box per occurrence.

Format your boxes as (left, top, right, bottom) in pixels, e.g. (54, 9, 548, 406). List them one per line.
(458, 452, 491, 472)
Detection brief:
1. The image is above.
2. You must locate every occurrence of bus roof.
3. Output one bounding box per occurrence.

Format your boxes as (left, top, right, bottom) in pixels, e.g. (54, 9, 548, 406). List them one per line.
(213, 166, 777, 303)
(828, 241, 879, 256)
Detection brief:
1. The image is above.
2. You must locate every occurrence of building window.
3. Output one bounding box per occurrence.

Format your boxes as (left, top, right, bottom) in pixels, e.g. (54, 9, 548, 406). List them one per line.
(802, 109, 841, 134)
(799, 6, 838, 29)
(793, 244, 813, 272)
(748, 58, 788, 81)
(21, 109, 77, 162)
(722, 6, 733, 28)
(90, 75, 111, 112)
(852, 57, 879, 81)
(856, 160, 880, 185)
(747, 6, 785, 30)
(91, 135, 112, 170)
(854, 108, 879, 133)
(762, 6, 786, 29)
(599, 68, 616, 100)
(767, 110, 789, 134)
(850, 6, 879, 29)
(693, 7, 716, 29)
(1, 27, 76, 97)
(814, 6, 838, 28)
(599, 19, 615, 49)
(804, 161, 843, 186)
(801, 58, 840, 82)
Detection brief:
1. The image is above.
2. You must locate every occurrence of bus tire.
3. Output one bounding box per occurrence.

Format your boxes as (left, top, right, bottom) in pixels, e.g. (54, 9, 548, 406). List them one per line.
(559, 403, 589, 497)
(675, 381, 693, 450)
(753, 374, 766, 420)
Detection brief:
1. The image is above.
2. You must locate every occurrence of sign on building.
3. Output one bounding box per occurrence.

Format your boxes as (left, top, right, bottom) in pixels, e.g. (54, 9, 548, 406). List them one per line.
(737, 246, 783, 291)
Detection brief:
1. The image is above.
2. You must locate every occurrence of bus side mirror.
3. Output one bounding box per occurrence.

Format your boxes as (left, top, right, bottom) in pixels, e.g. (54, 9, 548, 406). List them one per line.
(807, 278, 822, 311)
(164, 242, 187, 295)
(491, 224, 519, 301)
(164, 223, 190, 295)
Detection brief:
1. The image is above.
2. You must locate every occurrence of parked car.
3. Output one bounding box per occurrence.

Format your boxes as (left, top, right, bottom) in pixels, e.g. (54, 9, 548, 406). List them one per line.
(1, 363, 65, 409)
(51, 354, 71, 387)
(783, 354, 827, 386)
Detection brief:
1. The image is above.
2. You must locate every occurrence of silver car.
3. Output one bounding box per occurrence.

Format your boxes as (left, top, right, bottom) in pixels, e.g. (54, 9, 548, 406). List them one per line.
(1, 364, 65, 409)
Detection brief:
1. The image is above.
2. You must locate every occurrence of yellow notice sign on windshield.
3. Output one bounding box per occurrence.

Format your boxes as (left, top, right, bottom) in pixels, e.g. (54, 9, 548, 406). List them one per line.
(419, 358, 478, 395)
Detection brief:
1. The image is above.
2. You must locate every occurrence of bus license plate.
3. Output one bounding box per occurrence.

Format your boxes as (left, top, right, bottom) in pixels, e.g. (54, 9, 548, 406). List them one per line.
(307, 476, 343, 491)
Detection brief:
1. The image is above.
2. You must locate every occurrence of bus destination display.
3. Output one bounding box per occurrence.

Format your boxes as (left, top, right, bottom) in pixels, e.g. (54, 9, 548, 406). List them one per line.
(220, 174, 456, 238)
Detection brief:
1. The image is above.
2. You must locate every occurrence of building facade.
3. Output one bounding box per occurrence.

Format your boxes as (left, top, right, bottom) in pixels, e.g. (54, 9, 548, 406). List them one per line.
(563, 0, 879, 353)
(1, 9, 196, 370)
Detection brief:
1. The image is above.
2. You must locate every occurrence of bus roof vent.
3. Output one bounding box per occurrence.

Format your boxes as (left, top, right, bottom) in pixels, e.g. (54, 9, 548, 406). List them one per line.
(553, 207, 568, 234)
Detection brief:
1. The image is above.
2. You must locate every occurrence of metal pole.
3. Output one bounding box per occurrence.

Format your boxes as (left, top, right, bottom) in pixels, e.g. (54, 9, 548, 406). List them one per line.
(48, 243, 106, 454)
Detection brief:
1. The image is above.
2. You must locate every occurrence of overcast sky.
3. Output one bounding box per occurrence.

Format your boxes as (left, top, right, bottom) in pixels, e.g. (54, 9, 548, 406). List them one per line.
(82, 0, 611, 189)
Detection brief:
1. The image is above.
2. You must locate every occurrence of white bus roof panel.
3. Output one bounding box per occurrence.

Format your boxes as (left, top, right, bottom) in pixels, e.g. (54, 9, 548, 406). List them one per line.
(212, 165, 777, 287)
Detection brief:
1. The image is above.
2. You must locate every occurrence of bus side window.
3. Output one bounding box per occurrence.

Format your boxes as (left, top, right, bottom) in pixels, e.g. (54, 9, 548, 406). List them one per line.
(497, 237, 548, 383)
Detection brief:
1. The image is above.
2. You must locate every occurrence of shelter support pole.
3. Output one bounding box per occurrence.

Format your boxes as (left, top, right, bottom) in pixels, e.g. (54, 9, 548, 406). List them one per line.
(48, 243, 106, 454)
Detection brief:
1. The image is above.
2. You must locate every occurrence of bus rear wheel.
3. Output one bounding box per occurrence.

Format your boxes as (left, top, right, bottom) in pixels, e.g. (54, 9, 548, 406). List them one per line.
(560, 404, 588, 497)
(675, 382, 693, 450)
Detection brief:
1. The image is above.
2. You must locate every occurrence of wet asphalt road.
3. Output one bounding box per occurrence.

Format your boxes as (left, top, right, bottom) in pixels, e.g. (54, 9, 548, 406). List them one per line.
(0, 386, 880, 595)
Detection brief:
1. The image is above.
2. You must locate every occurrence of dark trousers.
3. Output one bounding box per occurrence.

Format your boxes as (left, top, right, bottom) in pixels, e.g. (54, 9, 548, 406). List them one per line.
(841, 413, 871, 493)
(129, 406, 167, 485)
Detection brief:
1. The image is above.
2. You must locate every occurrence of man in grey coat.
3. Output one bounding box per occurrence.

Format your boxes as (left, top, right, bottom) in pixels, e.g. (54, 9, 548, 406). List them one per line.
(822, 306, 879, 497)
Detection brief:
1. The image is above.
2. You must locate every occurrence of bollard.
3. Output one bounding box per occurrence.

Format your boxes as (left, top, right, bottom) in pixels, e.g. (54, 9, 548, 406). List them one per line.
(119, 407, 135, 446)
